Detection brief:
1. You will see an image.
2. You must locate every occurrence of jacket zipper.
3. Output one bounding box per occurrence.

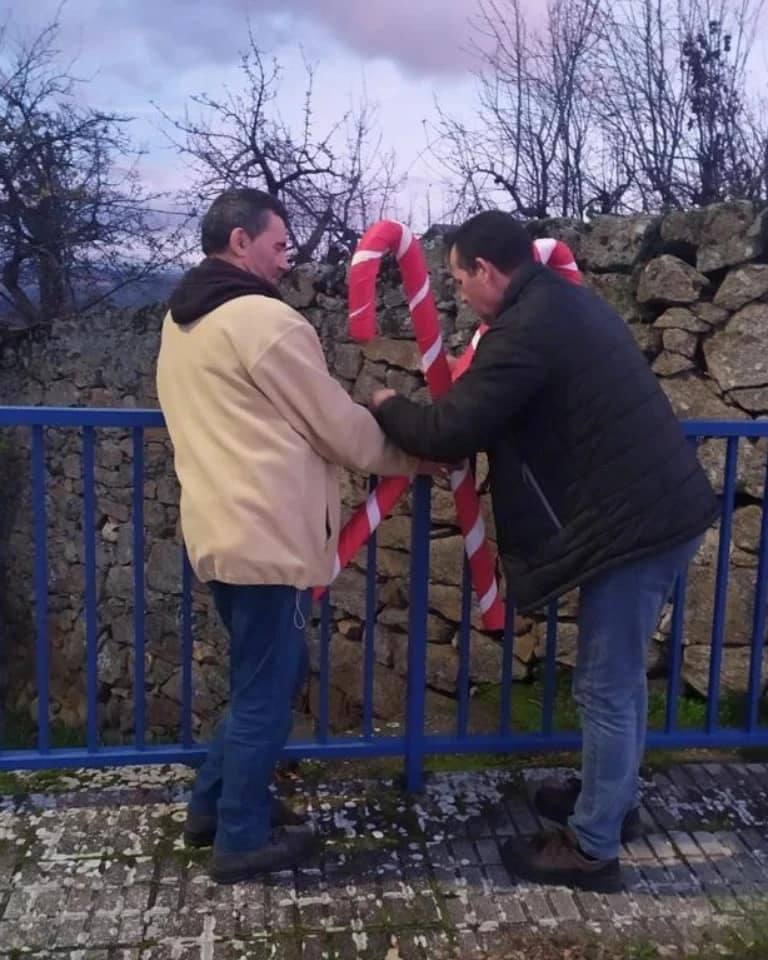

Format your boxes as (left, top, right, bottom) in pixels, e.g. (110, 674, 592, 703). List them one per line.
(522, 462, 563, 531)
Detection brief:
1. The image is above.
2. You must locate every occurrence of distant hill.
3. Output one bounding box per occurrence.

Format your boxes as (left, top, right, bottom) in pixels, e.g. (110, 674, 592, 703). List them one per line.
(0, 268, 185, 324)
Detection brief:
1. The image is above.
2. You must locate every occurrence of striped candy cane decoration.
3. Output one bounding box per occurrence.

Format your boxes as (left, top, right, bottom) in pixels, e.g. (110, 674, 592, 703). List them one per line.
(317, 220, 504, 630)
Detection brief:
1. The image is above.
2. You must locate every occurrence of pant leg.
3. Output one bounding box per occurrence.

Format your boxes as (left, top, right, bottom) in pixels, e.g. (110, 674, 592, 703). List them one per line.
(569, 536, 702, 860)
(190, 585, 311, 821)
(188, 581, 233, 816)
(215, 583, 306, 852)
(272, 589, 311, 755)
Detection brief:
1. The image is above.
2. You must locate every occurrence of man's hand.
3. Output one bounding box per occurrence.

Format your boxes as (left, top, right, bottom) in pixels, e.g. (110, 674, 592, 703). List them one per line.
(371, 388, 397, 410)
(415, 459, 445, 476)
(415, 459, 464, 476)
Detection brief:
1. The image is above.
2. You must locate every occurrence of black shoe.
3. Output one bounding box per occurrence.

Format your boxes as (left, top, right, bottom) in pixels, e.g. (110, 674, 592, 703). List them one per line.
(210, 826, 317, 883)
(184, 796, 306, 847)
(501, 828, 622, 893)
(533, 777, 642, 843)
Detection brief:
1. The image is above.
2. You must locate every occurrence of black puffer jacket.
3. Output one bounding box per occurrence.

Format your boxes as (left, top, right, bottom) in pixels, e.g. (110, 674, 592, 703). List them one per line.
(376, 262, 719, 612)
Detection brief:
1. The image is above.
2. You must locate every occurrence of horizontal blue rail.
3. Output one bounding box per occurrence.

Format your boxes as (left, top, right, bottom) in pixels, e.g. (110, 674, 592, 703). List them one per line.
(0, 407, 767, 790)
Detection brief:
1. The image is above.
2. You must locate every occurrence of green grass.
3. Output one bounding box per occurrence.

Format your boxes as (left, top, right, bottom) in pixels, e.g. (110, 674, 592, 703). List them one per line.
(1, 706, 187, 752)
(1, 707, 87, 750)
(475, 668, 764, 736)
(1, 669, 763, 790)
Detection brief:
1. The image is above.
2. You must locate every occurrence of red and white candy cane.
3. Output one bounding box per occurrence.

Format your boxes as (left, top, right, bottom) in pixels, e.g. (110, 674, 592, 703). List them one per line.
(336, 219, 504, 629)
(314, 224, 583, 631)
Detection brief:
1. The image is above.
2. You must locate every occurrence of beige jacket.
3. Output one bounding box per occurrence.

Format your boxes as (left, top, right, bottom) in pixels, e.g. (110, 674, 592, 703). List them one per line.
(156, 295, 418, 588)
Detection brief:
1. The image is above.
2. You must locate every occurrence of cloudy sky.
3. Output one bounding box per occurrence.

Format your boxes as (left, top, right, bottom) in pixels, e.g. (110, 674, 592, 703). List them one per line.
(4, 0, 501, 226)
(4, 0, 768, 229)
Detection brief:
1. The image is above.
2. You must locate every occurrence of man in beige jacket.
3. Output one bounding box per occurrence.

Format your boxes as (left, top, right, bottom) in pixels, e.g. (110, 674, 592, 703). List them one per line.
(157, 188, 423, 884)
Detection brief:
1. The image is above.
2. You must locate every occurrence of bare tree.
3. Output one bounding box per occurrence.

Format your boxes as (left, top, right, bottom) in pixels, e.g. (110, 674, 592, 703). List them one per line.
(592, 0, 692, 210)
(430, 0, 605, 220)
(680, 1, 766, 203)
(593, 0, 766, 210)
(0, 17, 185, 327)
(159, 33, 402, 264)
(432, 0, 766, 219)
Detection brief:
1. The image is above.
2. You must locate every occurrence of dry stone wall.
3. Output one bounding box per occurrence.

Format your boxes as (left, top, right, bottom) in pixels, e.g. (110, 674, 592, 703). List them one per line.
(0, 200, 766, 740)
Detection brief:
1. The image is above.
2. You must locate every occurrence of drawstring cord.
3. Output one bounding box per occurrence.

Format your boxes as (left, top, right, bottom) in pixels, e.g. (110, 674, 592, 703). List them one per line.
(294, 591, 306, 631)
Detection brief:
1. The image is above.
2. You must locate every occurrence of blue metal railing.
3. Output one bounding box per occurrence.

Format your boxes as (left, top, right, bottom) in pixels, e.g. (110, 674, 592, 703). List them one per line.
(0, 407, 767, 789)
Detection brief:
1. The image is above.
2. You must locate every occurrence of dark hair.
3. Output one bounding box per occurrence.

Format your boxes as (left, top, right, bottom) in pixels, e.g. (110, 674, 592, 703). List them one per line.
(201, 188, 288, 255)
(448, 210, 533, 273)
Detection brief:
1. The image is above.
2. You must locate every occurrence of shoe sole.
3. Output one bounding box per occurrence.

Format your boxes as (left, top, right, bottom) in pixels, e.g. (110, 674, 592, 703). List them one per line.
(505, 863, 623, 893)
(183, 811, 308, 849)
(500, 849, 622, 893)
(210, 837, 318, 885)
(184, 829, 215, 848)
(533, 797, 644, 845)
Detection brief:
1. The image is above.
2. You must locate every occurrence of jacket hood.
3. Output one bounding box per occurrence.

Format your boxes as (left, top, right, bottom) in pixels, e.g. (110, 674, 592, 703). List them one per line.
(168, 257, 284, 326)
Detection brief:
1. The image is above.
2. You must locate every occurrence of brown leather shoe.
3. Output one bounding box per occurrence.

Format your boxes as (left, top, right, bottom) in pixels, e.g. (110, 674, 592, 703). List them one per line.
(210, 825, 317, 884)
(184, 796, 306, 848)
(533, 776, 642, 843)
(501, 827, 622, 892)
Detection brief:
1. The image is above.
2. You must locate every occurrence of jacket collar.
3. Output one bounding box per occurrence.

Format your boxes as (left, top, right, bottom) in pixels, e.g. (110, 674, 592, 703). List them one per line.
(491, 261, 546, 325)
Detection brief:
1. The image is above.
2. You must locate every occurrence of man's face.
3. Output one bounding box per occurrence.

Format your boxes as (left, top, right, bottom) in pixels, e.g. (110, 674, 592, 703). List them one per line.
(449, 246, 503, 321)
(232, 211, 289, 284)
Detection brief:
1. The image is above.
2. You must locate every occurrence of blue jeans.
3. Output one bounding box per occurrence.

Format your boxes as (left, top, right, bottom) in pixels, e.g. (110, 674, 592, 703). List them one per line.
(189, 583, 310, 853)
(569, 536, 702, 860)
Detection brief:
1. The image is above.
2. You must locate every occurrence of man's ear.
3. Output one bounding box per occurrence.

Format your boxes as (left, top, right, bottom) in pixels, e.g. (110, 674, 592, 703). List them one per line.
(473, 257, 491, 280)
(229, 226, 249, 254)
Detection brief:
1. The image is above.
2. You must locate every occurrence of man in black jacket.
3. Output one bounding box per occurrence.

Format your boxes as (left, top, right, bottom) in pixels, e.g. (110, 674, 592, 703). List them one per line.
(372, 210, 719, 892)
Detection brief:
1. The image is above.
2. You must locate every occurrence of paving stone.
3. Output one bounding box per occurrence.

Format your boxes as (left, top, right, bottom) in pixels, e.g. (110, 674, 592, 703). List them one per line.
(118, 911, 146, 942)
(575, 890, 613, 922)
(54, 911, 91, 949)
(0, 852, 16, 889)
(449, 838, 479, 864)
(7, 760, 768, 953)
(492, 891, 527, 924)
(602, 889, 637, 919)
(518, 886, 556, 924)
(504, 795, 540, 835)
(720, 830, 766, 884)
(88, 909, 123, 945)
(546, 888, 581, 921)
(474, 837, 502, 864)
(669, 831, 726, 886)
(454, 928, 484, 956)
(466, 886, 500, 924)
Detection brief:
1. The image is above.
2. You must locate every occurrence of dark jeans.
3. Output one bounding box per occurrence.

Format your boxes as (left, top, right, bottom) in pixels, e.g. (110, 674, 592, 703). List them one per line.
(569, 535, 703, 859)
(189, 583, 310, 852)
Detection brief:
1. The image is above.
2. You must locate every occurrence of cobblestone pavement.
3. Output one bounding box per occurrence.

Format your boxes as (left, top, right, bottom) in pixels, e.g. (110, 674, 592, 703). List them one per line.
(2, 761, 768, 958)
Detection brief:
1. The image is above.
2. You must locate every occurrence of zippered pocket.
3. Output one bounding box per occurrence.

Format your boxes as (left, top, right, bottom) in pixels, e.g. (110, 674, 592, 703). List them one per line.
(521, 462, 563, 531)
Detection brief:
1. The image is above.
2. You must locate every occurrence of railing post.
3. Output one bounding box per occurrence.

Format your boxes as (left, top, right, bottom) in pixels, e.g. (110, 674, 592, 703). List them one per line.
(363, 475, 379, 739)
(132, 426, 146, 750)
(706, 436, 738, 733)
(405, 475, 431, 792)
(542, 601, 559, 735)
(317, 593, 332, 743)
(456, 554, 472, 738)
(32, 425, 50, 754)
(83, 426, 98, 752)
(747, 455, 768, 731)
(181, 549, 194, 748)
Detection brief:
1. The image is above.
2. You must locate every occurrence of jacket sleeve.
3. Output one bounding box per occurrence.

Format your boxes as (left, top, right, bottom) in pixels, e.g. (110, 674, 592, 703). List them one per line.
(246, 316, 420, 477)
(375, 324, 551, 460)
